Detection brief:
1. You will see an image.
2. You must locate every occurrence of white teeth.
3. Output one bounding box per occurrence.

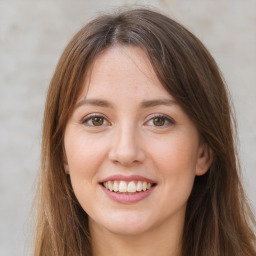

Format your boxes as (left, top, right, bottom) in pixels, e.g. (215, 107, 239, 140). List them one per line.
(113, 181, 119, 192)
(103, 180, 154, 193)
(108, 181, 113, 191)
(127, 181, 136, 193)
(137, 181, 142, 191)
(142, 181, 147, 191)
(119, 181, 127, 192)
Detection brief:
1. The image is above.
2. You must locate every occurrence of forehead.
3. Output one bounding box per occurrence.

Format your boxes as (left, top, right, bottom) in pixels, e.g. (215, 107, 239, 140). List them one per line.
(79, 46, 173, 102)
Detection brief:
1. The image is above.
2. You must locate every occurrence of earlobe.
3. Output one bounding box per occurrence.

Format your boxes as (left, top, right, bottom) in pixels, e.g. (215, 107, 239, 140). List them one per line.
(63, 149, 70, 174)
(195, 143, 213, 176)
(64, 163, 70, 174)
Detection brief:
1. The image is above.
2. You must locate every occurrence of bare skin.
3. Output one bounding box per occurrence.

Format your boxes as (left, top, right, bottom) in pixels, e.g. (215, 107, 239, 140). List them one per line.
(90, 207, 183, 256)
(64, 46, 212, 256)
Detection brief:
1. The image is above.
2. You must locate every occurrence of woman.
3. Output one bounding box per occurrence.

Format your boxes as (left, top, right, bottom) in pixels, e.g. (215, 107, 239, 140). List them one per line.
(34, 8, 256, 256)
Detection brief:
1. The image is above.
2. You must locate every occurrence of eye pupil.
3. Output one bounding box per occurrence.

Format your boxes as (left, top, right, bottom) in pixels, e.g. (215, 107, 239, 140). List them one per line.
(153, 117, 165, 126)
(92, 117, 104, 126)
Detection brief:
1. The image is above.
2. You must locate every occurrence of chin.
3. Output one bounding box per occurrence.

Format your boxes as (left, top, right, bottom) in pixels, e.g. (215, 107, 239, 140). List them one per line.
(90, 211, 155, 236)
(106, 223, 151, 237)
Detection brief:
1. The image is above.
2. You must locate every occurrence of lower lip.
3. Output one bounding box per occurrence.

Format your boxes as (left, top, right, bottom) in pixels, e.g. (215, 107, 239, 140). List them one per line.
(101, 185, 156, 204)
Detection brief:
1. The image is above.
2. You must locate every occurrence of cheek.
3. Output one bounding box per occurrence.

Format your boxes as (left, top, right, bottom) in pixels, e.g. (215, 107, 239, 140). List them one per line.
(149, 135, 198, 203)
(65, 131, 108, 178)
(151, 134, 199, 174)
(64, 133, 108, 211)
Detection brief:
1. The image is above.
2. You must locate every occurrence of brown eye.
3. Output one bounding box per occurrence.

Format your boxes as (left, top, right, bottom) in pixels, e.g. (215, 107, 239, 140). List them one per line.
(82, 115, 109, 127)
(145, 115, 174, 128)
(153, 117, 165, 126)
(91, 116, 104, 126)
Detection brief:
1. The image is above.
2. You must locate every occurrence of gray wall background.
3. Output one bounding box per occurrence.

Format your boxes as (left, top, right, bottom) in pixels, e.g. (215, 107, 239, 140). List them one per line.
(0, 0, 255, 255)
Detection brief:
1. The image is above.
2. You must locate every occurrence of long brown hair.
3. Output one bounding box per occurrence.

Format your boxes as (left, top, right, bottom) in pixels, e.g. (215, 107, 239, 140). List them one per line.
(34, 8, 256, 256)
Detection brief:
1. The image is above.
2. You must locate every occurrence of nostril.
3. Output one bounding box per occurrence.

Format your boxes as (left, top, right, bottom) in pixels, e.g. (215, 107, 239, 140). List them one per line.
(108, 137, 146, 165)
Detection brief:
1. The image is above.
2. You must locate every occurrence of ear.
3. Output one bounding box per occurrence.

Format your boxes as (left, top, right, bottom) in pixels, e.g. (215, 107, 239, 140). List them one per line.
(63, 149, 70, 174)
(195, 142, 213, 176)
(64, 162, 70, 174)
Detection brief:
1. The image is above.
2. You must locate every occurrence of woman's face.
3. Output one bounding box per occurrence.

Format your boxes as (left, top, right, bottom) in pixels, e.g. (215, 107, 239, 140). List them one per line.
(64, 46, 211, 236)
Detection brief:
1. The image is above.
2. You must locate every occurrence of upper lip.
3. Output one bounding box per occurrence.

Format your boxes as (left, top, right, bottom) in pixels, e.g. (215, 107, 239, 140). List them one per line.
(99, 175, 157, 184)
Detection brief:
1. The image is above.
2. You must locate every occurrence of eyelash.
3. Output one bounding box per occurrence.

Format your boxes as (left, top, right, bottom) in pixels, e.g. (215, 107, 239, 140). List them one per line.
(81, 114, 175, 128)
(145, 115, 175, 128)
(81, 114, 110, 127)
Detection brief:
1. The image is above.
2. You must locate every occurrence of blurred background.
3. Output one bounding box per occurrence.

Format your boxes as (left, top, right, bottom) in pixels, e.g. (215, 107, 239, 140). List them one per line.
(0, 0, 255, 255)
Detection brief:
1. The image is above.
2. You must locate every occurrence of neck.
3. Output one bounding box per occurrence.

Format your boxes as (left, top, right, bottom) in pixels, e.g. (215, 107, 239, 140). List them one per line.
(89, 215, 183, 256)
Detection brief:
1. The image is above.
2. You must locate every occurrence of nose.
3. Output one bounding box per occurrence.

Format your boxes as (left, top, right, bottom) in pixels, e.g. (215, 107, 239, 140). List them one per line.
(108, 125, 146, 166)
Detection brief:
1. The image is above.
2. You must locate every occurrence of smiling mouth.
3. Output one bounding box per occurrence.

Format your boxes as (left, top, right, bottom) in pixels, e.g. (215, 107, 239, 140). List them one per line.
(101, 180, 156, 194)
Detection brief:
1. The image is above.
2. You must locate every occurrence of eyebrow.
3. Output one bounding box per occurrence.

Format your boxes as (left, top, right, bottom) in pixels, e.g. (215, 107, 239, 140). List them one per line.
(75, 98, 176, 109)
(75, 99, 114, 109)
(140, 99, 177, 108)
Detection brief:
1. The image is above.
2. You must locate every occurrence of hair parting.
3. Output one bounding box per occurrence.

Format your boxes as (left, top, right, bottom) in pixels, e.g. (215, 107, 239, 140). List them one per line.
(33, 8, 256, 256)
